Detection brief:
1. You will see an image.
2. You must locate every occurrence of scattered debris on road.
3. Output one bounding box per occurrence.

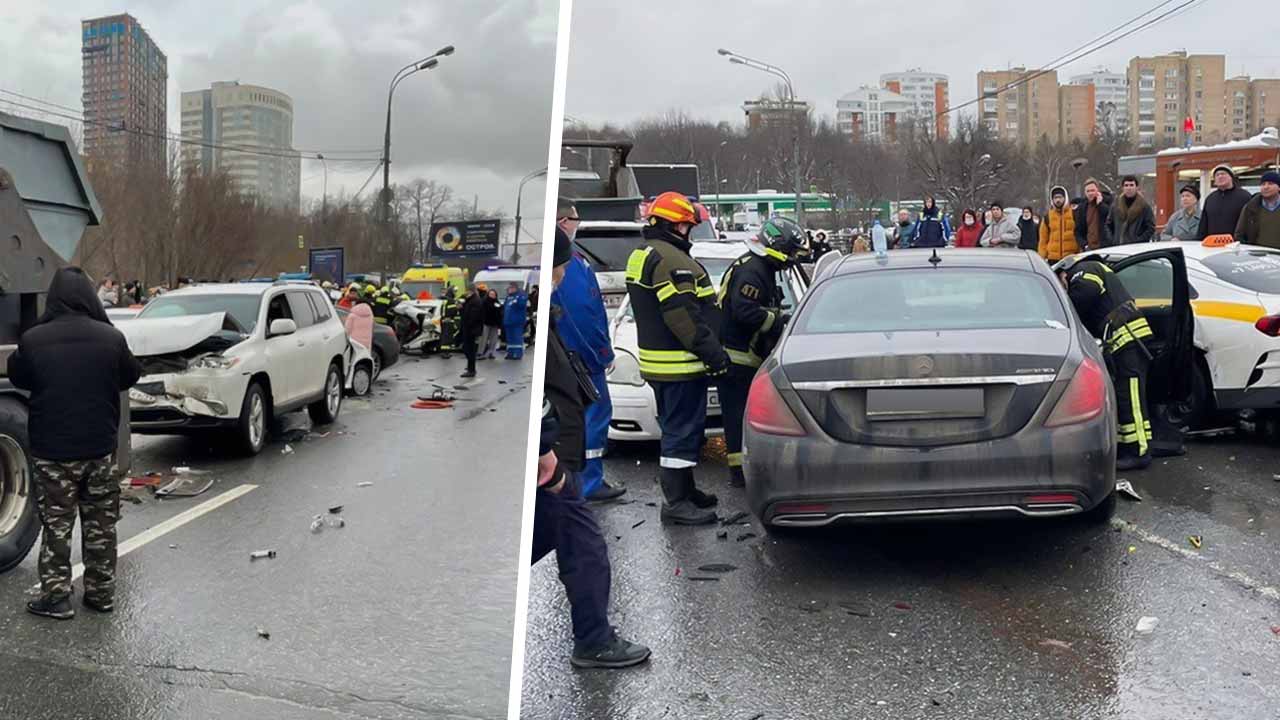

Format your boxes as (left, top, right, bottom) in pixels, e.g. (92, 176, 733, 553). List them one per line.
(697, 563, 738, 573)
(716, 530, 728, 540)
(282, 444, 294, 455)
(1136, 616, 1159, 634)
(1039, 639, 1073, 650)
(839, 602, 873, 618)
(720, 511, 750, 526)
(632, 519, 645, 529)
(892, 602, 913, 611)
(310, 515, 325, 533)
(127, 473, 166, 487)
(736, 532, 757, 542)
(1185, 426, 1235, 439)
(256, 627, 271, 640)
(688, 576, 720, 582)
(328, 505, 344, 514)
(168, 544, 178, 550)
(1116, 480, 1143, 501)
(357, 481, 374, 488)
(155, 474, 214, 499)
(1189, 535, 1203, 549)
(172, 466, 209, 476)
(798, 600, 828, 613)
(249, 550, 277, 560)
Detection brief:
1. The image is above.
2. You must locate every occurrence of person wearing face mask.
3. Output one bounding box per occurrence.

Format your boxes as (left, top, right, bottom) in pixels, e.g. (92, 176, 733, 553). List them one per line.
(625, 191, 729, 525)
(1038, 186, 1078, 262)
(953, 209, 984, 248)
(891, 209, 916, 249)
(1017, 206, 1039, 251)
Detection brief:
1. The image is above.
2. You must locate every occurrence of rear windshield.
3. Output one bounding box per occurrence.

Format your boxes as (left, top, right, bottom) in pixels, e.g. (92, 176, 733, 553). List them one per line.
(795, 268, 1067, 334)
(1201, 249, 1280, 294)
(574, 228, 644, 271)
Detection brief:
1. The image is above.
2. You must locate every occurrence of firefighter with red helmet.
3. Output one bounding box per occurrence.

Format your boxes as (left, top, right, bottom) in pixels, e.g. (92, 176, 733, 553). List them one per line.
(625, 192, 729, 525)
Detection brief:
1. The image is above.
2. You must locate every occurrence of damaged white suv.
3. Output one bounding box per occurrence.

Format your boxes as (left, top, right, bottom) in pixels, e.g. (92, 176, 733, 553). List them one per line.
(118, 281, 349, 455)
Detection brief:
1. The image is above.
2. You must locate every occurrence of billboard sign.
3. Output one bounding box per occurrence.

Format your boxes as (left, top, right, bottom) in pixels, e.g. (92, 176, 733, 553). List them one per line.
(429, 219, 501, 257)
(308, 247, 345, 285)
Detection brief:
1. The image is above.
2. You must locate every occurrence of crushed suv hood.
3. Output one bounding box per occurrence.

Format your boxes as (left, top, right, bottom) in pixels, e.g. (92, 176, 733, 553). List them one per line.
(117, 313, 241, 357)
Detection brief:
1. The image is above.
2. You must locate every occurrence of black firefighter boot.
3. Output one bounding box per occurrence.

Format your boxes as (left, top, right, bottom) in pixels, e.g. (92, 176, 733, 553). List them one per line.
(659, 468, 716, 525)
(686, 468, 719, 509)
(727, 464, 746, 489)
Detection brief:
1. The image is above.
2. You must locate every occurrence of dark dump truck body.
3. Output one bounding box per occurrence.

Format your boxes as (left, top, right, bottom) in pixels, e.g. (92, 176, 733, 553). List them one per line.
(0, 110, 115, 572)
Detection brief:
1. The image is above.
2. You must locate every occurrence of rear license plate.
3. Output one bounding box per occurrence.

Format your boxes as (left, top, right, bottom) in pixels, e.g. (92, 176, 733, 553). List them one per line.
(707, 390, 720, 409)
(865, 388, 984, 421)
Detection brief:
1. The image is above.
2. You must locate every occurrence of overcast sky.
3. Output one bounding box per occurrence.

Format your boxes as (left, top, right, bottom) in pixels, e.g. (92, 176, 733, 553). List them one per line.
(565, 0, 1280, 129)
(1, 0, 557, 234)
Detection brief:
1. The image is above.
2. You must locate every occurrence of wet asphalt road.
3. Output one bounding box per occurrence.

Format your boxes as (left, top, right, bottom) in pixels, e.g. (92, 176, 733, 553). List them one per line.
(0, 351, 533, 720)
(522, 430, 1280, 719)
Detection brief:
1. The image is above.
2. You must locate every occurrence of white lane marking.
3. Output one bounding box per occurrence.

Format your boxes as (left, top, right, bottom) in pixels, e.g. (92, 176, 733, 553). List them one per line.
(31, 483, 258, 590)
(1112, 518, 1280, 602)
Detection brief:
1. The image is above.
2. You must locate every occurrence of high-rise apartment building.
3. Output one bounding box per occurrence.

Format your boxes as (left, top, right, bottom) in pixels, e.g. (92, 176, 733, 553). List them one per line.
(836, 87, 912, 142)
(977, 68, 1060, 147)
(1059, 84, 1096, 144)
(81, 13, 168, 170)
(1069, 69, 1128, 136)
(1127, 52, 1225, 150)
(180, 82, 301, 210)
(1226, 76, 1252, 139)
(1249, 79, 1280, 134)
(879, 70, 949, 138)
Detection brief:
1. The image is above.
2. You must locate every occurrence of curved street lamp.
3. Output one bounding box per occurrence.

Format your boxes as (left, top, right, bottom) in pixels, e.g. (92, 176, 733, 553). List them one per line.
(719, 48, 804, 227)
(513, 167, 548, 263)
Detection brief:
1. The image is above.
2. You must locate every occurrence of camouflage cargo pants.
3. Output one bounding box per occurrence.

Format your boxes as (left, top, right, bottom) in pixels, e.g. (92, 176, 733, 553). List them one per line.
(33, 457, 119, 601)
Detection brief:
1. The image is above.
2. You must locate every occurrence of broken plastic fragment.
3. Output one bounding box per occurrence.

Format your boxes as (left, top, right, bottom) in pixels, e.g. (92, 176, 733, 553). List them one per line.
(328, 505, 344, 514)
(282, 444, 294, 455)
(1135, 616, 1159, 634)
(892, 601, 913, 611)
(1039, 638, 1073, 650)
(736, 532, 757, 542)
(310, 515, 324, 533)
(256, 627, 271, 640)
(1116, 480, 1142, 501)
(697, 563, 738, 573)
(631, 519, 645, 529)
(357, 481, 374, 488)
(1188, 535, 1203, 549)
(249, 550, 277, 560)
(720, 511, 750, 526)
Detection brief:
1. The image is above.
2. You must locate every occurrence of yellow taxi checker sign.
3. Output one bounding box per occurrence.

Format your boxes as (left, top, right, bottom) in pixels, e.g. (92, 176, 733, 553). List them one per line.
(435, 225, 463, 252)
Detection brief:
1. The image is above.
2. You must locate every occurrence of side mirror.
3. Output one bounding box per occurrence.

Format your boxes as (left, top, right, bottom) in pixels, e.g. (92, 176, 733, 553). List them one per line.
(269, 318, 297, 337)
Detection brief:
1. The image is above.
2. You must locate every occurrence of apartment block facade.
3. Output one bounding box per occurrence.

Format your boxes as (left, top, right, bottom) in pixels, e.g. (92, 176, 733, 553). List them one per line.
(81, 13, 168, 170)
(1127, 52, 1226, 149)
(1059, 84, 1096, 144)
(879, 70, 949, 138)
(977, 68, 1060, 147)
(742, 98, 812, 130)
(836, 87, 912, 142)
(1069, 69, 1128, 136)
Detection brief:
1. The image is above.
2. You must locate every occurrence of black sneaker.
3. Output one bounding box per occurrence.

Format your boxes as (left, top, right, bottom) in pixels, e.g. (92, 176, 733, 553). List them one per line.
(460, 370, 477, 378)
(26, 594, 74, 620)
(661, 500, 718, 525)
(586, 481, 626, 502)
(571, 631, 651, 669)
(83, 595, 114, 613)
(689, 487, 719, 509)
(1117, 455, 1152, 471)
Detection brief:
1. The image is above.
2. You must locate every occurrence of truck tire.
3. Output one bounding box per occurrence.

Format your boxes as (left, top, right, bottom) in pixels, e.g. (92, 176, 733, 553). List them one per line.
(308, 362, 343, 426)
(0, 397, 39, 573)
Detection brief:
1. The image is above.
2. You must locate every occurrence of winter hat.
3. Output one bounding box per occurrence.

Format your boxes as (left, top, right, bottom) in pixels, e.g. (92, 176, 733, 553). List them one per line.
(553, 227, 573, 268)
(1180, 183, 1201, 200)
(1261, 171, 1280, 187)
(1050, 185, 1067, 200)
(1211, 164, 1238, 182)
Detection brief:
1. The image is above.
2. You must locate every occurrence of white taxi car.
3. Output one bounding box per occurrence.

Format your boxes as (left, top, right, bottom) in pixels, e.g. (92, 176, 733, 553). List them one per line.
(1065, 238, 1280, 425)
(606, 239, 805, 442)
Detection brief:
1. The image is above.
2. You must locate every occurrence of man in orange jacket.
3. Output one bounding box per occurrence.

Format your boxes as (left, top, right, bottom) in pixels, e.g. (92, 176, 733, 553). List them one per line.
(1039, 185, 1078, 262)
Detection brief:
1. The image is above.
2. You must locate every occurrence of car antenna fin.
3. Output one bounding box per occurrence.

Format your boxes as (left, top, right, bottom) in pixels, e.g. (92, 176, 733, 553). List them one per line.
(928, 248, 941, 267)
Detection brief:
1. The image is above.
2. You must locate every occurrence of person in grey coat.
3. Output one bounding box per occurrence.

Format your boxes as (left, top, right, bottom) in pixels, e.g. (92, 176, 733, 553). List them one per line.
(979, 203, 1021, 248)
(1161, 184, 1202, 242)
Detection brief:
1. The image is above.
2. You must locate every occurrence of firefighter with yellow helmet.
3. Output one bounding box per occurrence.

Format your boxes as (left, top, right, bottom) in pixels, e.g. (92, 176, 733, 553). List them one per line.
(624, 191, 729, 525)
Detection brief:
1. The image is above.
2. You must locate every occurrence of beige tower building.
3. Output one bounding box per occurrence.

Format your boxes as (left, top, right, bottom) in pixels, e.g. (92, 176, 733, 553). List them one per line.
(1127, 52, 1225, 150)
(1059, 84, 1096, 144)
(1250, 79, 1280, 133)
(977, 68, 1060, 147)
(1226, 76, 1252, 139)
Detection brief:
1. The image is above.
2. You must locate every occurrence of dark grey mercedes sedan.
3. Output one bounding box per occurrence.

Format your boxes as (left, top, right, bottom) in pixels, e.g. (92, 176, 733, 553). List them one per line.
(742, 248, 1117, 530)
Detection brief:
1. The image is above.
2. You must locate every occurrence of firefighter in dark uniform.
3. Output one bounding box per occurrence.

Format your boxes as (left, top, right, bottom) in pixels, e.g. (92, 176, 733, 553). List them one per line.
(717, 216, 806, 488)
(440, 285, 461, 354)
(371, 285, 392, 325)
(1057, 256, 1154, 471)
(625, 191, 729, 525)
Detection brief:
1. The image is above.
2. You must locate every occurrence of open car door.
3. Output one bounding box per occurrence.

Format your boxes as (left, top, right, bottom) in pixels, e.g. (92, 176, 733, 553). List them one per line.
(1104, 247, 1195, 406)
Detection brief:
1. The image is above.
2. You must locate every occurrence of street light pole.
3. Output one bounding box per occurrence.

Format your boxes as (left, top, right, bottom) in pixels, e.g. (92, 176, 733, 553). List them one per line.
(513, 167, 548, 264)
(713, 140, 727, 224)
(719, 48, 803, 228)
(380, 44, 454, 280)
(316, 153, 328, 223)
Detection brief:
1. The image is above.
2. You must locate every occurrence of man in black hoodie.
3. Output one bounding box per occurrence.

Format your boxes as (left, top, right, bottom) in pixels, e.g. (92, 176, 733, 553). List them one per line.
(534, 228, 650, 669)
(459, 283, 487, 378)
(8, 267, 141, 619)
(1197, 164, 1253, 241)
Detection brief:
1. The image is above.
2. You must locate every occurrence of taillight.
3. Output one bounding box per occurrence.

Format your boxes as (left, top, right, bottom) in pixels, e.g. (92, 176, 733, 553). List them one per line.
(1256, 315, 1280, 336)
(746, 371, 806, 436)
(1044, 357, 1105, 427)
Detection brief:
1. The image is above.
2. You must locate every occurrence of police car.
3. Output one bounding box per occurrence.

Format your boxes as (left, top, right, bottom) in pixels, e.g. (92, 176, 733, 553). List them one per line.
(605, 239, 806, 442)
(1060, 237, 1280, 426)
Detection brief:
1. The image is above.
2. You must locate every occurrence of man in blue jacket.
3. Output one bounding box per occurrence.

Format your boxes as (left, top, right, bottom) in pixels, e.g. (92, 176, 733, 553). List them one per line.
(503, 282, 528, 359)
(552, 198, 624, 501)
